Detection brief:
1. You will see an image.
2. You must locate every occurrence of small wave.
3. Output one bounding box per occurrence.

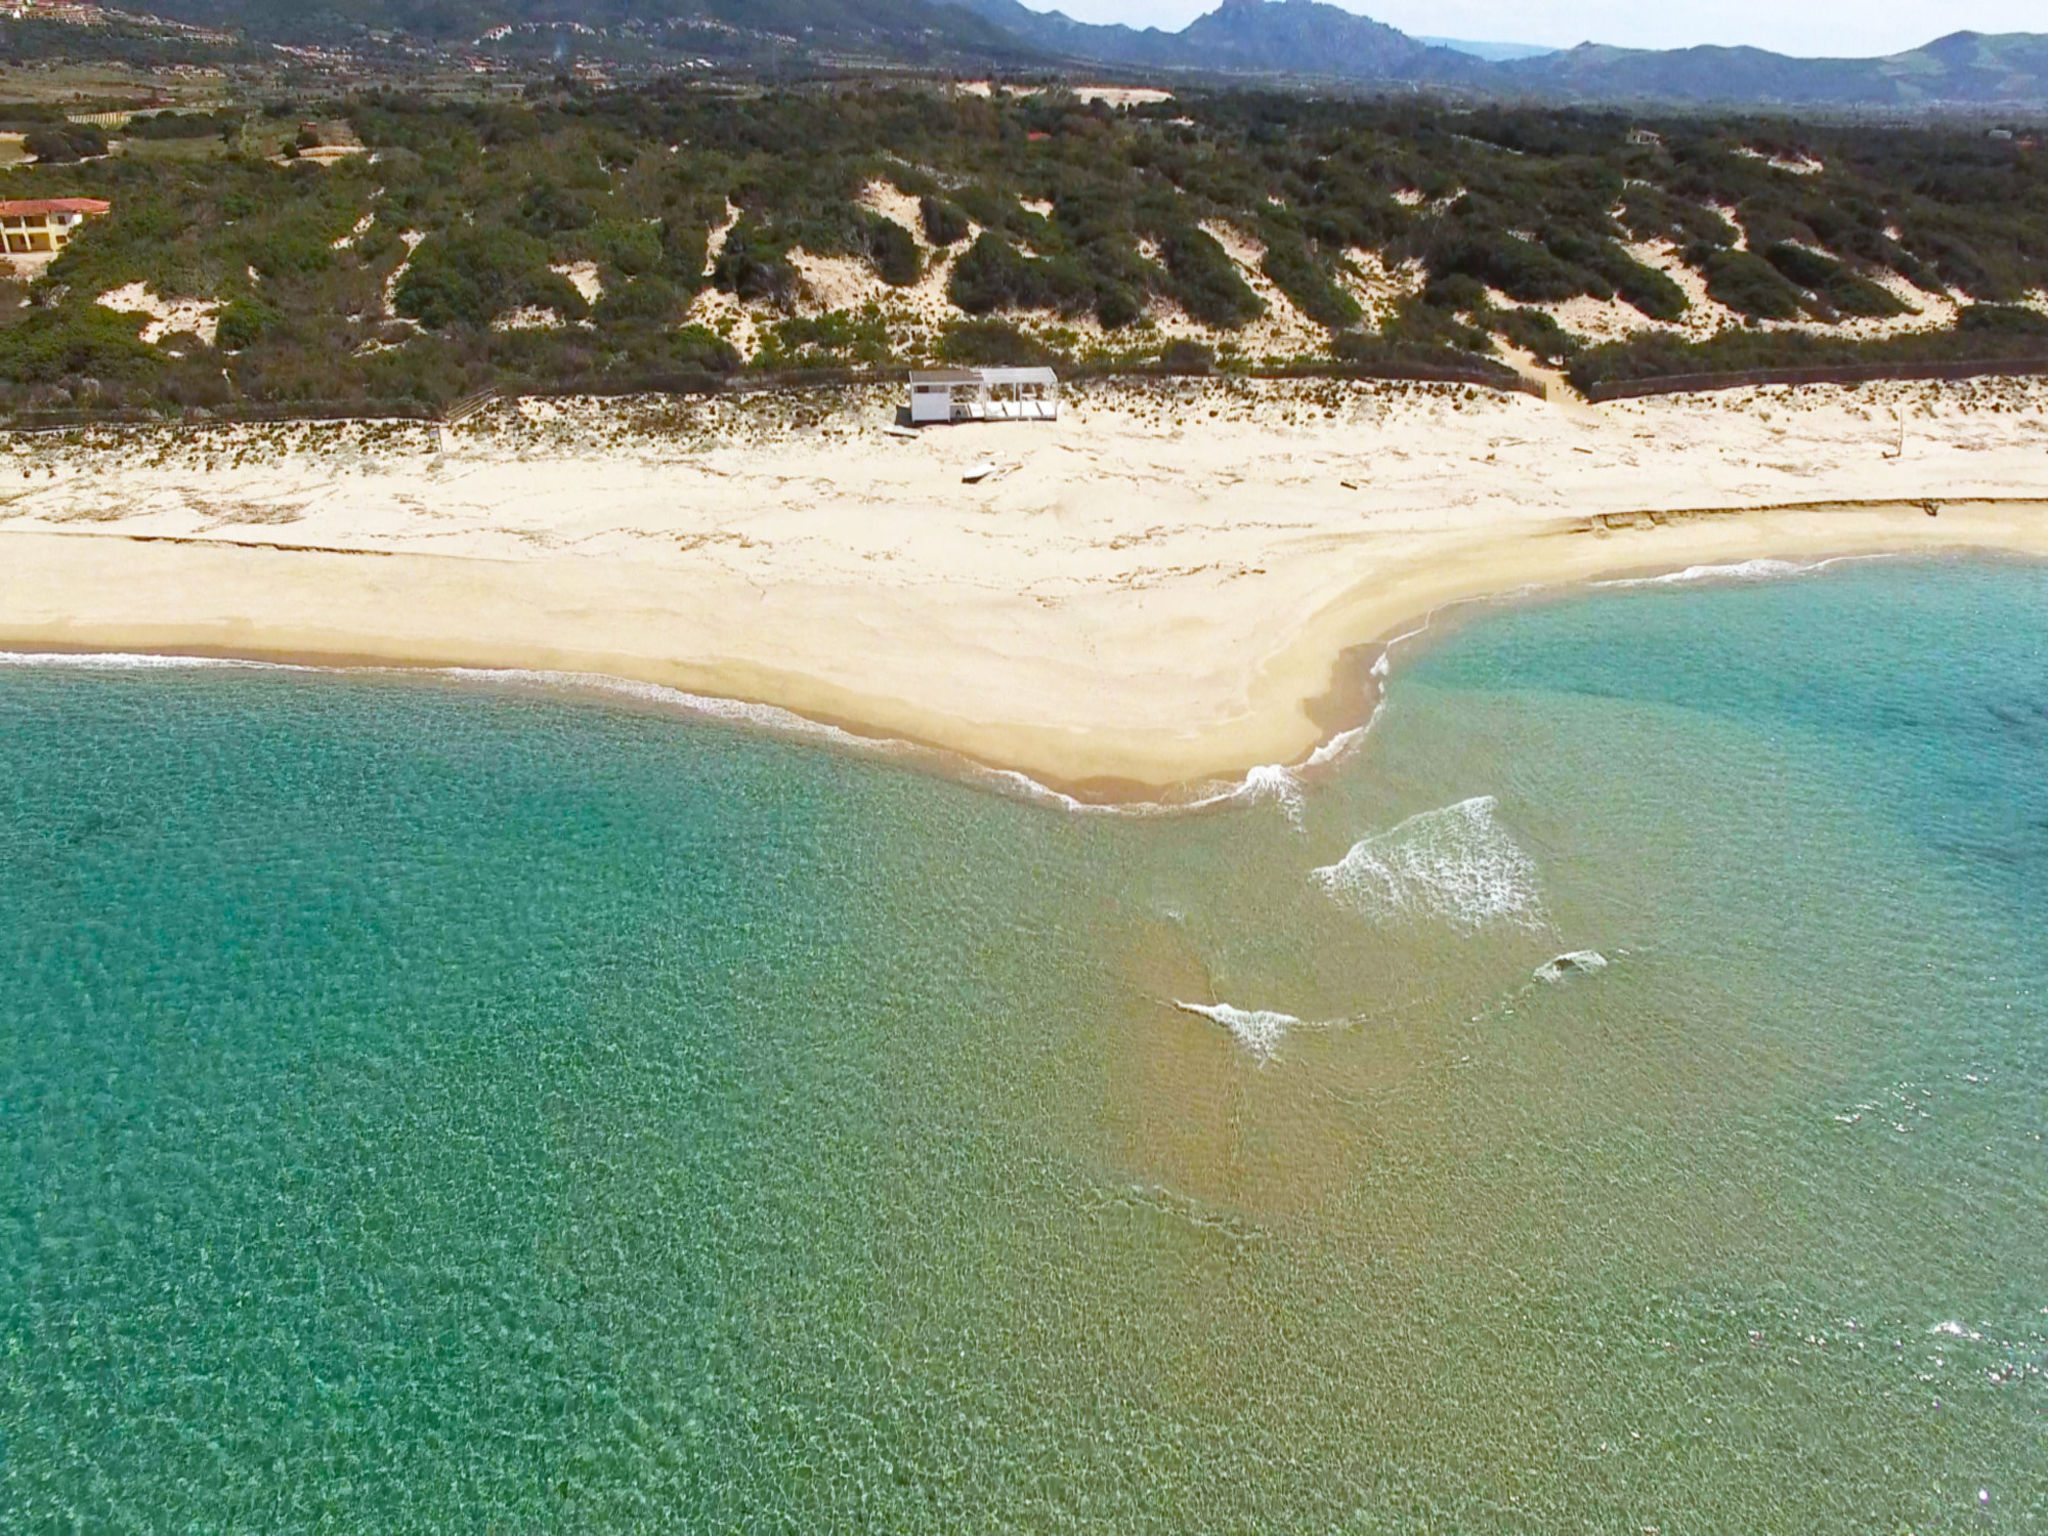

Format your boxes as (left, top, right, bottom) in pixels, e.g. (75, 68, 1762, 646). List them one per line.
(0, 650, 313, 673)
(1534, 949, 1608, 982)
(0, 652, 1361, 822)
(1601, 558, 1816, 587)
(1231, 763, 1306, 827)
(1597, 551, 1899, 590)
(1173, 999, 1306, 1061)
(1312, 795, 1543, 930)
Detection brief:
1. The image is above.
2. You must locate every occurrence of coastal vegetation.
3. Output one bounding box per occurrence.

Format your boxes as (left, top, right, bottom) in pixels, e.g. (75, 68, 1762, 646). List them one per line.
(0, 84, 2043, 417)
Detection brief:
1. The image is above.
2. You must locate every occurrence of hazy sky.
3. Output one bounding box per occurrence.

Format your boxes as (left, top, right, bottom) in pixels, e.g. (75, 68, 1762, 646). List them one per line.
(1017, 0, 2041, 56)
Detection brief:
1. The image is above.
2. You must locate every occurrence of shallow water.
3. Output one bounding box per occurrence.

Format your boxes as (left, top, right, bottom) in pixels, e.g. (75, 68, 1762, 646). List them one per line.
(2, 556, 2043, 1530)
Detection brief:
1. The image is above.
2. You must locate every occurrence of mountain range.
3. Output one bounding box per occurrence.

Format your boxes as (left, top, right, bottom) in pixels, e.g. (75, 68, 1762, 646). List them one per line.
(939, 0, 2048, 108)
(124, 0, 2048, 109)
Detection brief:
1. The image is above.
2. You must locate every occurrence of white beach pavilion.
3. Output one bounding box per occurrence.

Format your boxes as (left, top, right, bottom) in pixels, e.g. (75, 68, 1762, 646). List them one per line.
(908, 366, 1060, 425)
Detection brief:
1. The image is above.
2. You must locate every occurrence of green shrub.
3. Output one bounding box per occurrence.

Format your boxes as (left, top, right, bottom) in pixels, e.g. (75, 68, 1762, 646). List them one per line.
(0, 303, 157, 383)
(1760, 242, 1907, 318)
(862, 214, 920, 287)
(517, 181, 594, 236)
(761, 307, 891, 366)
(1422, 272, 1489, 311)
(936, 319, 1054, 366)
(1958, 303, 2048, 336)
(1428, 228, 1587, 304)
(1697, 248, 1807, 320)
(395, 227, 588, 329)
(711, 222, 798, 308)
(1259, 226, 1359, 330)
(1495, 305, 1580, 364)
(948, 233, 1084, 315)
(594, 275, 682, 329)
(1157, 227, 1262, 329)
(919, 194, 971, 247)
(578, 217, 663, 277)
(23, 124, 105, 163)
(214, 297, 277, 351)
(1598, 249, 1689, 322)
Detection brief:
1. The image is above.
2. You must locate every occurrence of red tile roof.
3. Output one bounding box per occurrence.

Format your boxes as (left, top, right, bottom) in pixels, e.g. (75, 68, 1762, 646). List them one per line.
(0, 197, 111, 217)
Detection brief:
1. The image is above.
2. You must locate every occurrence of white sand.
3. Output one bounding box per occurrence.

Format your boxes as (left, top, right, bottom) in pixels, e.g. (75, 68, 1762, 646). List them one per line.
(96, 282, 221, 346)
(1, 377, 2044, 794)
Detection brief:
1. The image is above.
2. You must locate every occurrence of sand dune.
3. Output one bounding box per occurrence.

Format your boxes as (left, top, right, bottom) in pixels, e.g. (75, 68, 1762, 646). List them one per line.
(1, 376, 2044, 794)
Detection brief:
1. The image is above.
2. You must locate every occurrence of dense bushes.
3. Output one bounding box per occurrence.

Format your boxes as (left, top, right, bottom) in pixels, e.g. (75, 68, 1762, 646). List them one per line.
(22, 124, 107, 163)
(949, 233, 1083, 317)
(919, 194, 970, 247)
(0, 81, 2044, 416)
(1157, 227, 1262, 328)
(936, 318, 1053, 366)
(214, 297, 277, 351)
(1567, 318, 2048, 393)
(861, 214, 920, 287)
(1759, 242, 1908, 318)
(1496, 305, 1579, 364)
(710, 222, 798, 308)
(0, 303, 155, 383)
(1696, 248, 1806, 320)
(395, 228, 588, 329)
(1257, 224, 1360, 330)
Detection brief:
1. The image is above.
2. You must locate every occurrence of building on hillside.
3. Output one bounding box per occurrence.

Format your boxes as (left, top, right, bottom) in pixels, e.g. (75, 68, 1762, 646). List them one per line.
(0, 196, 109, 260)
(908, 366, 1060, 425)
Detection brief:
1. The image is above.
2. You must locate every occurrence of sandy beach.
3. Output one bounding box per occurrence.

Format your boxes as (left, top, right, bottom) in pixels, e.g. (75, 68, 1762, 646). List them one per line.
(2, 375, 2045, 795)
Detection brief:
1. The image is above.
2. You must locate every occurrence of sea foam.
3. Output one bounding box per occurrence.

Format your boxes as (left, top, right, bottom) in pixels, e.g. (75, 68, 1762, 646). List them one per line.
(1534, 949, 1608, 982)
(1172, 1000, 1308, 1061)
(1602, 558, 1814, 587)
(1312, 796, 1543, 929)
(1231, 763, 1306, 827)
(0, 651, 313, 672)
(0, 652, 1359, 822)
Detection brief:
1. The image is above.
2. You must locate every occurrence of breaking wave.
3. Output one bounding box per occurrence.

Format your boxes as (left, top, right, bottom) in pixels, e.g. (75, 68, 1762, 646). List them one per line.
(1172, 1000, 1310, 1061)
(1534, 949, 1608, 982)
(1597, 552, 1895, 590)
(1601, 558, 1815, 587)
(0, 651, 315, 673)
(0, 650, 1375, 821)
(1312, 795, 1544, 929)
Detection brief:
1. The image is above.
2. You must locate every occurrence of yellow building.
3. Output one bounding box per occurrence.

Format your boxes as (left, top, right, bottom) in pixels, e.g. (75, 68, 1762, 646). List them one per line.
(0, 197, 110, 257)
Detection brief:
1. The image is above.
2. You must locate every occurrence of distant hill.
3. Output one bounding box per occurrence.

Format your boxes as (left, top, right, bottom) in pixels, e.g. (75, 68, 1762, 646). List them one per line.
(934, 0, 2048, 109)
(1502, 30, 2048, 107)
(943, 0, 1482, 82)
(84, 0, 2048, 106)
(137, 0, 1043, 62)
(1418, 36, 1556, 63)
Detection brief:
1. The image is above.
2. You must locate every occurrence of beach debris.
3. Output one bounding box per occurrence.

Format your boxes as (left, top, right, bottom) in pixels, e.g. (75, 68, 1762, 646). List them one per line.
(883, 423, 919, 439)
(962, 460, 997, 483)
(1340, 478, 1360, 489)
(1534, 949, 1608, 983)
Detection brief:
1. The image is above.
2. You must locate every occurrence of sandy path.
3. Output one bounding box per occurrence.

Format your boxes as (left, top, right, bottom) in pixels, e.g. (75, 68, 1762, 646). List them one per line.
(2, 378, 2044, 794)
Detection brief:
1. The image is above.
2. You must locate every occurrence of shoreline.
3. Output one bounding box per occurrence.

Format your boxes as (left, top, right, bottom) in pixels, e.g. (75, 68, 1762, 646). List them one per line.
(3, 378, 2045, 797)
(4, 505, 2042, 806)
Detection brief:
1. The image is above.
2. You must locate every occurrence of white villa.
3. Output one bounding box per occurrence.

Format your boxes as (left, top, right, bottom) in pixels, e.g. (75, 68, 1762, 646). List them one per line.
(908, 366, 1060, 425)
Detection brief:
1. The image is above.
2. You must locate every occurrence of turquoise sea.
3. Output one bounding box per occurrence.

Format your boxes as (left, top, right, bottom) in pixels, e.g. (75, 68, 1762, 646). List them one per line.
(2, 556, 2043, 1531)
